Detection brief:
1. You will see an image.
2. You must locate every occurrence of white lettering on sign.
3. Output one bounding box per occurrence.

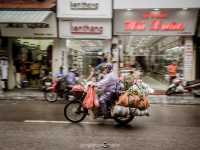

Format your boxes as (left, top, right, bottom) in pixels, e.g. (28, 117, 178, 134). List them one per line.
(70, 1, 99, 10)
(71, 25, 103, 34)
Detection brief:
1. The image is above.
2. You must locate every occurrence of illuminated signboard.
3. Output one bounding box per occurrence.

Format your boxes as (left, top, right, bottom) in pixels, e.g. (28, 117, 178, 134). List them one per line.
(114, 9, 198, 35)
(70, 1, 99, 10)
(71, 25, 103, 34)
(125, 11, 185, 31)
(125, 20, 185, 31)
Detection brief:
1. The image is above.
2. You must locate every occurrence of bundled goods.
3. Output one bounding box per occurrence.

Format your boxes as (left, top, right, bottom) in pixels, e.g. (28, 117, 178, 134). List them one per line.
(112, 105, 149, 117)
(116, 80, 152, 111)
(116, 92, 150, 110)
(128, 81, 154, 97)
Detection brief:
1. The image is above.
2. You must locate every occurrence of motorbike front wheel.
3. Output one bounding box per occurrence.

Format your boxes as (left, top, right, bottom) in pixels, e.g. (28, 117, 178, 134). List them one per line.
(114, 115, 134, 125)
(64, 100, 87, 123)
(45, 91, 58, 102)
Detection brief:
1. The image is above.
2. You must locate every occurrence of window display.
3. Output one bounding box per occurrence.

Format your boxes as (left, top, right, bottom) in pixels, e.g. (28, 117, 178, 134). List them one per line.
(12, 39, 53, 88)
(121, 36, 184, 90)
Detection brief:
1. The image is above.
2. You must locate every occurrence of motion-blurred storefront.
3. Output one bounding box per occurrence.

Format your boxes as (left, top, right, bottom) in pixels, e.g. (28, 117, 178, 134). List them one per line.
(113, 0, 199, 90)
(57, 0, 112, 76)
(0, 0, 58, 89)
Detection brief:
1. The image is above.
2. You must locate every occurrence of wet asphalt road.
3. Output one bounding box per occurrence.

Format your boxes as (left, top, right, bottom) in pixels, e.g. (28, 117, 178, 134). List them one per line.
(0, 100, 200, 150)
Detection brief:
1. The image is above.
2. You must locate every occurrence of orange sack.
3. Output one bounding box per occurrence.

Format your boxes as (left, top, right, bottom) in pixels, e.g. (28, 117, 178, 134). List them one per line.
(83, 86, 99, 109)
(116, 92, 150, 110)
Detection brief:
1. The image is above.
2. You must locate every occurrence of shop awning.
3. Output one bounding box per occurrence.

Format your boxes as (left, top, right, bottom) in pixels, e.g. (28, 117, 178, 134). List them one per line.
(0, 11, 52, 23)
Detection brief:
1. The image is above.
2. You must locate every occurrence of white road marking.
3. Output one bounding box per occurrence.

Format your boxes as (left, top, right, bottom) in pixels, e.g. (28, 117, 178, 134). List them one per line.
(24, 120, 105, 125)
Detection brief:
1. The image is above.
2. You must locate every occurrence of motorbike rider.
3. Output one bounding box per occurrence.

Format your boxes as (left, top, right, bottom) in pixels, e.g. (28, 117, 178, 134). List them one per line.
(95, 63, 120, 118)
(65, 68, 79, 87)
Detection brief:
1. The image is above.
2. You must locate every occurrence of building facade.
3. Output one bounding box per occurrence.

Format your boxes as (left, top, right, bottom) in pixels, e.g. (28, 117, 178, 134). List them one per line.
(0, 0, 200, 90)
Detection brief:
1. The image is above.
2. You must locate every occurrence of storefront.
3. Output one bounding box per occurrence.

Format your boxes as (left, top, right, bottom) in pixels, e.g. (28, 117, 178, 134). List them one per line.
(0, 11, 57, 89)
(113, 9, 198, 90)
(57, 0, 112, 75)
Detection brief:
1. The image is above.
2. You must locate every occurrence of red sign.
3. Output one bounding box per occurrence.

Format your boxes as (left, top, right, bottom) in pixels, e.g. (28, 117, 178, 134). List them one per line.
(143, 11, 168, 19)
(71, 25, 103, 34)
(124, 11, 185, 32)
(150, 20, 184, 31)
(125, 21, 146, 31)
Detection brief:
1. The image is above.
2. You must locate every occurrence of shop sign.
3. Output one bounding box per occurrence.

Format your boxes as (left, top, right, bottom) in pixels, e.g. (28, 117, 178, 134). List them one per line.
(70, 1, 99, 10)
(114, 9, 198, 35)
(57, 0, 112, 18)
(6, 23, 49, 29)
(125, 20, 185, 31)
(114, 0, 200, 9)
(71, 25, 103, 34)
(0, 13, 57, 38)
(59, 19, 111, 39)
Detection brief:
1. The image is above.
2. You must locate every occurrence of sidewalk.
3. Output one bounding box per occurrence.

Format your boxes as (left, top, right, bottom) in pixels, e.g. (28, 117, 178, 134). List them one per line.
(0, 89, 44, 101)
(0, 89, 200, 104)
(149, 94, 200, 105)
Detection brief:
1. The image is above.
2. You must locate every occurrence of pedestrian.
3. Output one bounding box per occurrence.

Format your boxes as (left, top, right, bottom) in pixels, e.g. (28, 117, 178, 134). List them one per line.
(167, 60, 178, 84)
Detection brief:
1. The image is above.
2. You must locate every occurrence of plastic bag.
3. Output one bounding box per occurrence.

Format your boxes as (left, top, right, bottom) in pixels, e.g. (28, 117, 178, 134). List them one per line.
(83, 86, 99, 109)
(71, 84, 84, 92)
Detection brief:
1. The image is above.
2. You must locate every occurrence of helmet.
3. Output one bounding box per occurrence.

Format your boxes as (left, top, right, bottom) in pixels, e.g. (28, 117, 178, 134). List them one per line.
(103, 63, 113, 72)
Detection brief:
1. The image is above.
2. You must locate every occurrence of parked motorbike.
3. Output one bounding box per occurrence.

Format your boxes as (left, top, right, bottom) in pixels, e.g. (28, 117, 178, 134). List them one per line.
(186, 80, 200, 97)
(64, 87, 149, 125)
(166, 76, 200, 96)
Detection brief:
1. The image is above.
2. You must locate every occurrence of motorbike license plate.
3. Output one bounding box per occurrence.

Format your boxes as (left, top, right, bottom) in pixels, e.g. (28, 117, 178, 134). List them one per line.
(45, 82, 51, 86)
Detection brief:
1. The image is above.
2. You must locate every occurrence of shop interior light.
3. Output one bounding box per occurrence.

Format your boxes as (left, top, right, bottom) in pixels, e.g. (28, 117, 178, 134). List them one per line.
(127, 9, 133, 11)
(182, 8, 188, 10)
(153, 8, 160, 11)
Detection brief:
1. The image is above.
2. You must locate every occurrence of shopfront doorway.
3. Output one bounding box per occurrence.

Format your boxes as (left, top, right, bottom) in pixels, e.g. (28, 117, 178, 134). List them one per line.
(66, 39, 111, 78)
(113, 9, 198, 91)
(119, 36, 185, 91)
(12, 39, 53, 89)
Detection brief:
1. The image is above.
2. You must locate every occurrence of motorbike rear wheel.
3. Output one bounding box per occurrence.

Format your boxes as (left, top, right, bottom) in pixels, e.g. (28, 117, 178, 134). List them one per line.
(64, 100, 87, 123)
(114, 115, 134, 125)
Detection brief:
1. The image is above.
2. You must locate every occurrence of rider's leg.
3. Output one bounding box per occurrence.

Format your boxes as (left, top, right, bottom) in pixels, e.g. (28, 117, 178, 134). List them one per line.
(99, 91, 113, 117)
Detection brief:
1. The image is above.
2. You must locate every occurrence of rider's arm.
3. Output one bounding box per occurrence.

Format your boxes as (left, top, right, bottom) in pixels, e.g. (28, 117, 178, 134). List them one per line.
(96, 74, 111, 88)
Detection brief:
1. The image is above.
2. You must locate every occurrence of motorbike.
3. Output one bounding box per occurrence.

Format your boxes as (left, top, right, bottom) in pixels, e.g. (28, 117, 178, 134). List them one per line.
(185, 80, 200, 97)
(44, 76, 68, 102)
(40, 74, 52, 91)
(44, 76, 85, 102)
(64, 86, 149, 125)
(166, 76, 200, 96)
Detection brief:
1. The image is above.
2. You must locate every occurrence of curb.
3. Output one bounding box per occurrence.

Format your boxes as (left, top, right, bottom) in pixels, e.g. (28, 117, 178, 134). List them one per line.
(149, 95, 200, 105)
(0, 95, 200, 105)
(0, 96, 44, 101)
